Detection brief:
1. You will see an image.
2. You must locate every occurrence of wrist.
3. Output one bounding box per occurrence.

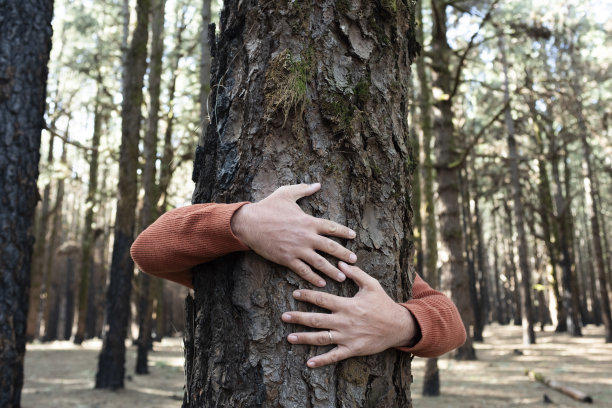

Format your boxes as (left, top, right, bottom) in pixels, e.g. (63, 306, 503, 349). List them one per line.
(230, 203, 253, 248)
(391, 303, 418, 348)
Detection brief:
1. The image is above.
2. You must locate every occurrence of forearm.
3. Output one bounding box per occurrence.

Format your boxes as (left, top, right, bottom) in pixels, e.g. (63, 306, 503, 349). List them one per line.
(130, 202, 250, 288)
(397, 285, 466, 357)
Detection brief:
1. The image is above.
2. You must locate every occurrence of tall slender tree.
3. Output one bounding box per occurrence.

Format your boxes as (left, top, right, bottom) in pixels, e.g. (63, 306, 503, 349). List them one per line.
(135, 0, 166, 374)
(431, 0, 475, 360)
(498, 30, 536, 344)
(95, 0, 150, 389)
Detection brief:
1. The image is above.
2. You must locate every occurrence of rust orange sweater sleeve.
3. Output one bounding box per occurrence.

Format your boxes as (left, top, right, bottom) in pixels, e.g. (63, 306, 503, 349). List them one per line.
(130, 202, 250, 288)
(396, 274, 467, 357)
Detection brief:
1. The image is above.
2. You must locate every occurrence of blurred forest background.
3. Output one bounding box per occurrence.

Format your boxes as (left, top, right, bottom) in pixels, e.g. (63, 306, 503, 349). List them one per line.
(12, 0, 612, 404)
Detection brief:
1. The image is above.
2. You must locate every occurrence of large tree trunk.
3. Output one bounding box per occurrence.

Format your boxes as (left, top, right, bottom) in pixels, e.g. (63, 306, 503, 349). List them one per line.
(95, 0, 150, 389)
(431, 0, 475, 360)
(184, 1, 418, 406)
(0, 0, 53, 405)
(498, 32, 535, 345)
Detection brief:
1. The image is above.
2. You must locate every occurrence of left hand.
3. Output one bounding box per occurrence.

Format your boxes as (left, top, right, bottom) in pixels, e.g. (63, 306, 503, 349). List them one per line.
(281, 262, 417, 368)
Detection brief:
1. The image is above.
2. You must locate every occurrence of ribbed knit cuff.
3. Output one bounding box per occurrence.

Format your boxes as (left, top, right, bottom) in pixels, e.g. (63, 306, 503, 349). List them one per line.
(396, 301, 429, 354)
(201, 201, 251, 253)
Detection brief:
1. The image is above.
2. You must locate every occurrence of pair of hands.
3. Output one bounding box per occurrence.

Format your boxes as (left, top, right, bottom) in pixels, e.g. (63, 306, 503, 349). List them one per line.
(231, 183, 417, 368)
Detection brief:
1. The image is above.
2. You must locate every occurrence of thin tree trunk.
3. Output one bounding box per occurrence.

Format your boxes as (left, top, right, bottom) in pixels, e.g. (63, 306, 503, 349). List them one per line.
(135, 0, 166, 375)
(502, 197, 522, 325)
(498, 31, 535, 345)
(75, 89, 103, 344)
(574, 58, 612, 341)
(43, 141, 68, 342)
(96, 0, 150, 389)
(491, 210, 506, 324)
(431, 0, 475, 361)
(26, 134, 54, 341)
(473, 190, 489, 337)
(184, 1, 417, 406)
(416, 0, 440, 395)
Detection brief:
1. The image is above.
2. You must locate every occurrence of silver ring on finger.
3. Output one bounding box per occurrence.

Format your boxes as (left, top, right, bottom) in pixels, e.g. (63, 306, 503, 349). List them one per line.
(328, 330, 334, 345)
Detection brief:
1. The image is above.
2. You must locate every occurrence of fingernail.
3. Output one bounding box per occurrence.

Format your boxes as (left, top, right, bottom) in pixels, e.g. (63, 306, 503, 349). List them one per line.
(282, 313, 292, 321)
(349, 253, 357, 262)
(339, 261, 347, 269)
(293, 290, 301, 298)
(348, 229, 356, 238)
(307, 360, 316, 368)
(337, 272, 346, 281)
(318, 280, 326, 287)
(312, 182, 321, 188)
(288, 334, 298, 342)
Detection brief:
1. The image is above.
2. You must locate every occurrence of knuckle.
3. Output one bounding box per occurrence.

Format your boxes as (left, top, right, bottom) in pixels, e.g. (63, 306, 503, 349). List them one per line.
(318, 332, 328, 345)
(326, 240, 337, 253)
(315, 258, 326, 270)
(328, 221, 338, 233)
(314, 294, 326, 308)
(311, 315, 321, 328)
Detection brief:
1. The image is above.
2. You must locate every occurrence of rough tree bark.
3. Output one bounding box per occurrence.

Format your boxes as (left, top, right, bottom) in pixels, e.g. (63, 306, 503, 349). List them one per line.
(95, 0, 150, 389)
(184, 1, 419, 406)
(0, 0, 53, 406)
(431, 0, 475, 360)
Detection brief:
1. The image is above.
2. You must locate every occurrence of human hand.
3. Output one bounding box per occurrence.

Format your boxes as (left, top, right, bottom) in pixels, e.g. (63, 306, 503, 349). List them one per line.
(281, 262, 417, 368)
(230, 183, 357, 287)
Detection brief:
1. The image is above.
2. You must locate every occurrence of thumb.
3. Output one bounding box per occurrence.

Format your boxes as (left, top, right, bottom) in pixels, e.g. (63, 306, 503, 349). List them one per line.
(277, 183, 321, 201)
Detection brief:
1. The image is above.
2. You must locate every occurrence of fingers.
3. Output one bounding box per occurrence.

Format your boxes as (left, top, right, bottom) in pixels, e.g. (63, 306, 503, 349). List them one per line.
(289, 259, 326, 287)
(276, 183, 321, 201)
(314, 237, 357, 265)
(338, 261, 378, 289)
(315, 218, 356, 240)
(281, 311, 336, 329)
(302, 252, 346, 282)
(292, 289, 343, 311)
(287, 330, 339, 347)
(307, 347, 352, 368)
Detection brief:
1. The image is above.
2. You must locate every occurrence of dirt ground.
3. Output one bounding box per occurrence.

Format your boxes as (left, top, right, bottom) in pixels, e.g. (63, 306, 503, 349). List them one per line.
(412, 324, 612, 407)
(22, 324, 612, 407)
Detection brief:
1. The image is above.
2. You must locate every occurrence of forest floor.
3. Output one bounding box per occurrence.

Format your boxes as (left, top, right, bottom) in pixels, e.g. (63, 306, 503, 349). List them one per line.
(21, 324, 612, 407)
(412, 324, 612, 407)
(22, 337, 185, 408)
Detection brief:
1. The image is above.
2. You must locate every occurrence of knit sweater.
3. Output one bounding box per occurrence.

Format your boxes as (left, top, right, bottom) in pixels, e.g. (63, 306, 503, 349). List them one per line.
(130, 203, 466, 357)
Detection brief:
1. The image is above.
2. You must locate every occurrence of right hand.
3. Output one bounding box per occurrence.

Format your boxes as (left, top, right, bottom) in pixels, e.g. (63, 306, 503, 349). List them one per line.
(230, 183, 357, 287)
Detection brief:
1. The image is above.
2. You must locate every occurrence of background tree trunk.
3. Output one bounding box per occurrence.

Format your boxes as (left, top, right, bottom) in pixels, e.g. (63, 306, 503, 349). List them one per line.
(184, 1, 418, 406)
(135, 0, 166, 375)
(0, 0, 53, 405)
(75, 89, 103, 344)
(431, 0, 475, 360)
(498, 32, 536, 345)
(95, 0, 150, 389)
